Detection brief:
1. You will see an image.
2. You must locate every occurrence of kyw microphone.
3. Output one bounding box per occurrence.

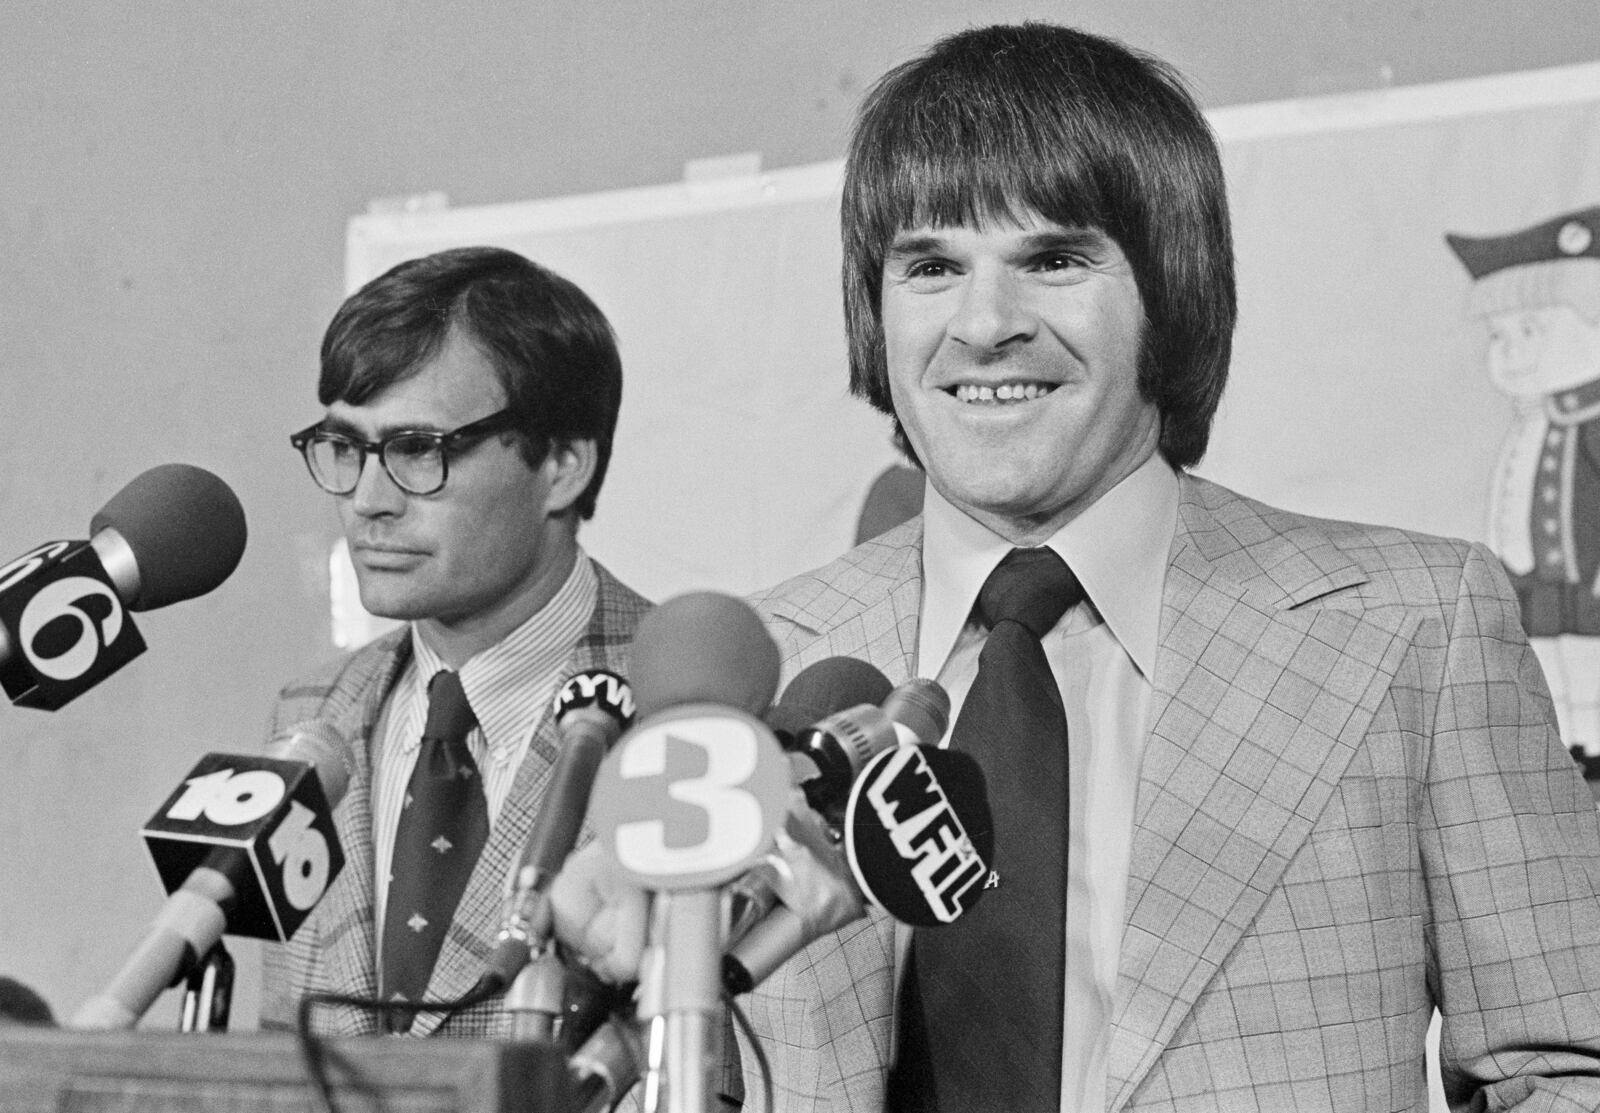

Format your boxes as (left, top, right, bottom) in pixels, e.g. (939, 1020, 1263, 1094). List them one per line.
(487, 669, 635, 1040)
(72, 721, 349, 1030)
(0, 464, 247, 709)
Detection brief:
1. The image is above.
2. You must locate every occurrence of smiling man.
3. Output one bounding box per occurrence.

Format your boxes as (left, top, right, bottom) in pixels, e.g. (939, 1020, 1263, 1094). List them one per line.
(727, 22, 1600, 1113)
(261, 246, 649, 1037)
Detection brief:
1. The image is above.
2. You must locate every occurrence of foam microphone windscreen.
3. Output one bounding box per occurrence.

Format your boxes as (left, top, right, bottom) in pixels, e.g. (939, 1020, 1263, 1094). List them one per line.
(627, 592, 781, 719)
(88, 464, 248, 611)
(773, 657, 893, 734)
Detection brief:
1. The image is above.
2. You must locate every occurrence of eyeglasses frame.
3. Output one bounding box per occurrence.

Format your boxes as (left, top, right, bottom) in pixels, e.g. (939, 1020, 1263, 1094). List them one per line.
(289, 407, 521, 496)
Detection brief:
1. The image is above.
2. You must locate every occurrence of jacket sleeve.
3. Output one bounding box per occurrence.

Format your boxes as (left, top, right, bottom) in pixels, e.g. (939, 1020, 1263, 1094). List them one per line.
(1424, 542, 1600, 1110)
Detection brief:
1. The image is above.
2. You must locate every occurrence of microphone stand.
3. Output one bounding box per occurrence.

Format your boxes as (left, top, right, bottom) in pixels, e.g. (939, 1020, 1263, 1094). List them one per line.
(640, 891, 722, 1113)
(178, 941, 234, 1033)
(504, 945, 566, 1043)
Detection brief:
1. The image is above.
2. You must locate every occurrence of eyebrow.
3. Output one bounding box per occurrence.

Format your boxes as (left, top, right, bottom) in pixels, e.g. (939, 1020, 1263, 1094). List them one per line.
(317, 415, 449, 440)
(885, 226, 1113, 260)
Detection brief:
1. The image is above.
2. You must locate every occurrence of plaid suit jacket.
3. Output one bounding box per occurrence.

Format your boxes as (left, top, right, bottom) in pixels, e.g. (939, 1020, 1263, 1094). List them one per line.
(738, 475, 1600, 1112)
(257, 559, 650, 1039)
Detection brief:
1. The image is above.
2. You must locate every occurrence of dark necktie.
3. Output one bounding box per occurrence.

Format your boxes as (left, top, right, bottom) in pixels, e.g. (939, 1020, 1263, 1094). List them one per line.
(381, 669, 489, 1033)
(889, 547, 1084, 1112)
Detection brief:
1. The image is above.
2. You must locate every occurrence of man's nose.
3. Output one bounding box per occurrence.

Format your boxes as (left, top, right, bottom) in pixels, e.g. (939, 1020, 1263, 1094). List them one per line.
(349, 453, 406, 516)
(948, 269, 1036, 351)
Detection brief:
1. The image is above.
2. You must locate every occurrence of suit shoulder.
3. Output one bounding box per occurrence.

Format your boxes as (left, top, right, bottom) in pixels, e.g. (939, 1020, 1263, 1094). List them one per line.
(589, 560, 653, 638)
(271, 627, 407, 720)
(1184, 475, 1490, 610)
(747, 518, 922, 633)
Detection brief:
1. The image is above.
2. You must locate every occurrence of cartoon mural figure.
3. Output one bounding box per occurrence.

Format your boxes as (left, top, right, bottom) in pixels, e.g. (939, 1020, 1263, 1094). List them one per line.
(1448, 205, 1600, 790)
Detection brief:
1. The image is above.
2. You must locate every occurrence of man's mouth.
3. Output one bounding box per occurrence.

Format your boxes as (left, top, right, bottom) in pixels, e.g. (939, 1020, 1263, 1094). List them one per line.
(949, 382, 1057, 404)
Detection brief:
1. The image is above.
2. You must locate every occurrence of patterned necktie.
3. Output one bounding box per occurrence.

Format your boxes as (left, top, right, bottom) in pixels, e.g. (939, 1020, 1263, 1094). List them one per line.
(890, 547, 1084, 1112)
(381, 669, 489, 1033)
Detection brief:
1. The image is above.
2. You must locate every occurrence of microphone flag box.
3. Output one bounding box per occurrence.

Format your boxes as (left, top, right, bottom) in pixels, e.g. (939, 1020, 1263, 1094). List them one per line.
(0, 540, 146, 710)
(140, 752, 345, 942)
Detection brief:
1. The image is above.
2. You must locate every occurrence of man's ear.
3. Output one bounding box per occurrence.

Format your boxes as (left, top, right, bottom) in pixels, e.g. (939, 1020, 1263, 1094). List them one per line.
(542, 438, 598, 516)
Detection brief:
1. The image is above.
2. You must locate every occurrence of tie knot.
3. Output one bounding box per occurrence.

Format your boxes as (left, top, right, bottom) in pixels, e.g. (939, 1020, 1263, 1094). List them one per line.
(423, 669, 477, 746)
(976, 548, 1083, 638)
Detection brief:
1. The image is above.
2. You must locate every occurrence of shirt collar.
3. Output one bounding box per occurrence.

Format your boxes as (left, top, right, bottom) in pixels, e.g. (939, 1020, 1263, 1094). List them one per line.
(407, 551, 598, 759)
(918, 454, 1177, 680)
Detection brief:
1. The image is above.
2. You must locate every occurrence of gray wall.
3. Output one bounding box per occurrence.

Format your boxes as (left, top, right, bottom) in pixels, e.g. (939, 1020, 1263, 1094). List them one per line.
(1, 0, 1596, 1030)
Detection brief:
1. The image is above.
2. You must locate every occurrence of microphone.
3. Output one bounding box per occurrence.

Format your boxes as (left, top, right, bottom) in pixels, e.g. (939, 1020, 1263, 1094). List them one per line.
(785, 675, 949, 830)
(586, 592, 791, 1113)
(487, 669, 635, 1041)
(72, 721, 349, 1030)
(844, 743, 993, 926)
(724, 656, 894, 941)
(0, 464, 247, 709)
(721, 741, 991, 999)
(764, 656, 893, 742)
(722, 672, 952, 995)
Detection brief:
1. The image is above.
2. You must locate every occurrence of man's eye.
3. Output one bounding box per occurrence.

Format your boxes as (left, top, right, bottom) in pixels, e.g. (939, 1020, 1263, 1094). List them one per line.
(907, 260, 950, 279)
(386, 435, 439, 462)
(1035, 252, 1080, 272)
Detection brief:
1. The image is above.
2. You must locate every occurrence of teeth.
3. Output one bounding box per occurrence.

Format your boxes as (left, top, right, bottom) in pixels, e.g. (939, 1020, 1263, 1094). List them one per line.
(953, 383, 1053, 403)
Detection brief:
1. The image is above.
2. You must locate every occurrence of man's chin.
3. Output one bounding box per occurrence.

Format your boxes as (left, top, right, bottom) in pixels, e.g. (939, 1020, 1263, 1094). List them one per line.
(354, 581, 435, 625)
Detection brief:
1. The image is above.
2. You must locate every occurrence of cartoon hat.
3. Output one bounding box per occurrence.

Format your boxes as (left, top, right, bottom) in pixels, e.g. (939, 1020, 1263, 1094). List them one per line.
(1447, 205, 1600, 279)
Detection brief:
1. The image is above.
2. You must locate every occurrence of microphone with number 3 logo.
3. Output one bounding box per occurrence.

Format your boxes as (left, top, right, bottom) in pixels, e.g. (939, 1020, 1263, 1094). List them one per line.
(586, 592, 791, 1113)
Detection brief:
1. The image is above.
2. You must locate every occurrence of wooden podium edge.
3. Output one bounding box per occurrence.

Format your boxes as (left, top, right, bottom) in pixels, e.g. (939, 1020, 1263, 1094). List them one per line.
(0, 1026, 575, 1113)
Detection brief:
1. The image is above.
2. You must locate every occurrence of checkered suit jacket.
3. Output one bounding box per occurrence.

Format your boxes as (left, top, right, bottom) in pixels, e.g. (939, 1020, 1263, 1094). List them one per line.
(257, 559, 650, 1038)
(738, 475, 1600, 1112)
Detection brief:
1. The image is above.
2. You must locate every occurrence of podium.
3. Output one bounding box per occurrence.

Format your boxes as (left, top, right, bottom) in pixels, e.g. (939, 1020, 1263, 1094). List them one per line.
(0, 1027, 574, 1113)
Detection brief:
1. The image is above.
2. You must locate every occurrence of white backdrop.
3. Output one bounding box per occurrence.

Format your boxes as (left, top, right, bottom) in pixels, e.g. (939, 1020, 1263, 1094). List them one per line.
(343, 63, 1600, 616)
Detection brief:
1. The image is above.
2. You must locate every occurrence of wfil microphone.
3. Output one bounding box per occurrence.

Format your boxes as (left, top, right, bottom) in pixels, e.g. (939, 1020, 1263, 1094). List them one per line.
(72, 722, 349, 1030)
(0, 464, 247, 709)
(724, 671, 950, 967)
(844, 744, 993, 927)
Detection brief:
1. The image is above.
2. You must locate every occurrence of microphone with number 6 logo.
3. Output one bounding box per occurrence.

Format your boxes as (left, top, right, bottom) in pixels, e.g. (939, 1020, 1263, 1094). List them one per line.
(586, 592, 790, 1113)
(0, 464, 247, 710)
(71, 721, 350, 1030)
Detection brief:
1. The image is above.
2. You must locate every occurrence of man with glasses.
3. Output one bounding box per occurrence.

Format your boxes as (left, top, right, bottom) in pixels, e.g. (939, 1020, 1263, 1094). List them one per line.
(261, 245, 650, 1037)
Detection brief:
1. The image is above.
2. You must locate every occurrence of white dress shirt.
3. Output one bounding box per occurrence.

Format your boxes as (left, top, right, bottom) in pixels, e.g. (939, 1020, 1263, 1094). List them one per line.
(913, 454, 1178, 1113)
(371, 551, 598, 952)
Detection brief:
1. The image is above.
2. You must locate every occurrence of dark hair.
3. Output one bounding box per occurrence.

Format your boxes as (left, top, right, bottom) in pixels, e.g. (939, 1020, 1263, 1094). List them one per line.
(319, 246, 623, 519)
(842, 22, 1235, 470)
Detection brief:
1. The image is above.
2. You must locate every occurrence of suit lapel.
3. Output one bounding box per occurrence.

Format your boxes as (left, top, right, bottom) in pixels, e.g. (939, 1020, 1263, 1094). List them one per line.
(1105, 481, 1417, 1110)
(752, 520, 924, 1096)
(318, 631, 411, 1036)
(760, 517, 924, 687)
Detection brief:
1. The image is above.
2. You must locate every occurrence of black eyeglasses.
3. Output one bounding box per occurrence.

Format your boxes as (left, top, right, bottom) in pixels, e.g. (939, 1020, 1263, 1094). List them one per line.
(289, 408, 519, 496)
